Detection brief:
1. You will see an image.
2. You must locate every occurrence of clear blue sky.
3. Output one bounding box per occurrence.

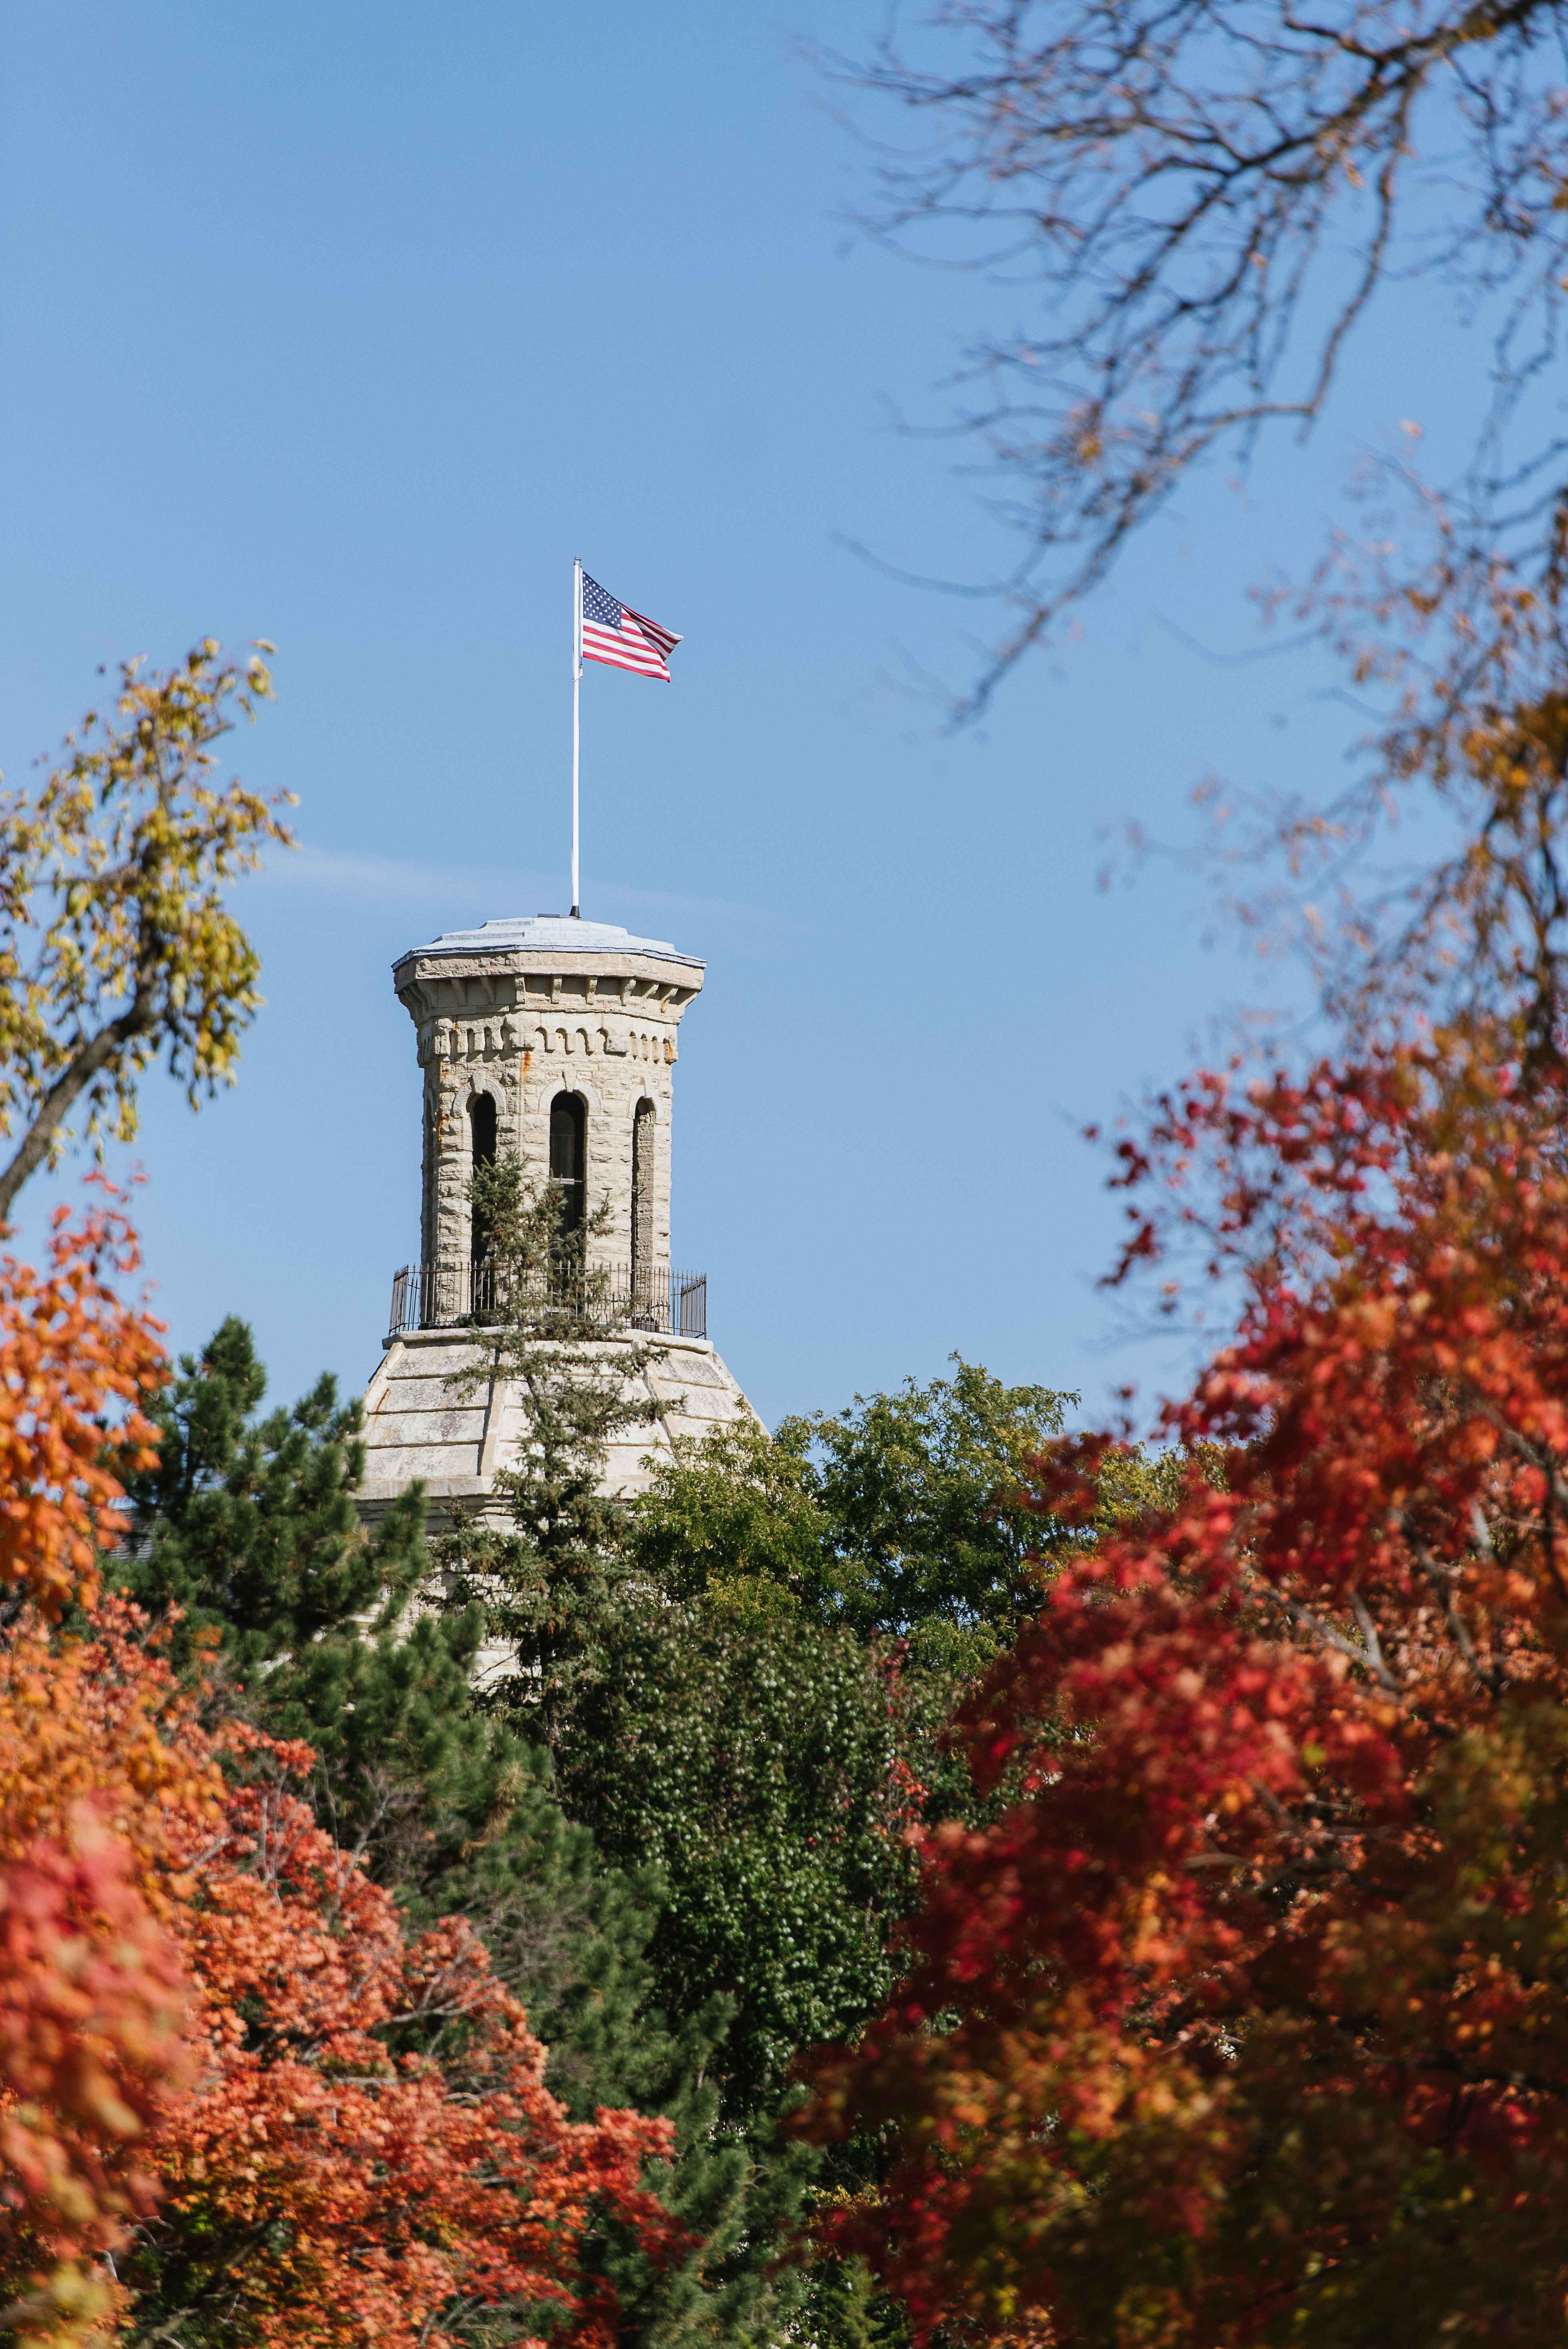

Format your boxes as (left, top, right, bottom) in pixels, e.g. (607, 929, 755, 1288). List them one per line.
(0, 2, 1487, 1428)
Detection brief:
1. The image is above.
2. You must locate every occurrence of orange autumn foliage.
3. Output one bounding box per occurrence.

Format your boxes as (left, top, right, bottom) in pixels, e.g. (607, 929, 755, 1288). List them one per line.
(0, 1199, 183, 2341)
(0, 1191, 163, 1616)
(0, 1606, 204, 2346)
(0, 1208, 683, 2346)
(127, 1695, 686, 2347)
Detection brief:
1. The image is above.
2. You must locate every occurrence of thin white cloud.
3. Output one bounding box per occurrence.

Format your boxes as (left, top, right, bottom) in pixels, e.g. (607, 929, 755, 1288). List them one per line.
(250, 842, 798, 957)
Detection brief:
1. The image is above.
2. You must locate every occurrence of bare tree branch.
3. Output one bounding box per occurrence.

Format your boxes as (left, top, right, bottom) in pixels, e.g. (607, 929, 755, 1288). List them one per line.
(826, 0, 1568, 713)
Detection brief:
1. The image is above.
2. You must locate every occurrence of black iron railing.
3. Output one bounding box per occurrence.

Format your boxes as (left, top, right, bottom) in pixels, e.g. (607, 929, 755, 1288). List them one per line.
(387, 1260, 707, 1341)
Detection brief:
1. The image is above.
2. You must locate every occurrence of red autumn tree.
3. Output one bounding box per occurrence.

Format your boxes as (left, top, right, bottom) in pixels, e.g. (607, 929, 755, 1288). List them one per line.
(0, 1176, 679, 2349)
(0, 1199, 183, 2347)
(114, 1655, 685, 2348)
(804, 1030, 1568, 2345)
(0, 1582, 685, 2349)
(0, 1222, 683, 2347)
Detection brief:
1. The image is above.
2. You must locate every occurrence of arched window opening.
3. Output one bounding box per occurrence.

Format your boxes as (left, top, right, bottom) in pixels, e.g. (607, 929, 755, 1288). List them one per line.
(421, 1100, 439, 1265)
(469, 1093, 497, 1269)
(631, 1099, 656, 1309)
(549, 1092, 586, 1237)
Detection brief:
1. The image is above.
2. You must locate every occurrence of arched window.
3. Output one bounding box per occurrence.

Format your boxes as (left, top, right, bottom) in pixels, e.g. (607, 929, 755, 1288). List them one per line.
(468, 1092, 498, 1270)
(631, 1099, 655, 1303)
(549, 1092, 586, 1235)
(422, 1099, 439, 1265)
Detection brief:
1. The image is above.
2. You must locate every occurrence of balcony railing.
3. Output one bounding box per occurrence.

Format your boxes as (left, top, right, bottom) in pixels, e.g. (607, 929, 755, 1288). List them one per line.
(387, 1259, 707, 1342)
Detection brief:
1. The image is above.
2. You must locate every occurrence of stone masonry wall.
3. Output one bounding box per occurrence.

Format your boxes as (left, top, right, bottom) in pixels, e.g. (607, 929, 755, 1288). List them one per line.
(392, 925, 703, 1285)
(357, 917, 754, 1544)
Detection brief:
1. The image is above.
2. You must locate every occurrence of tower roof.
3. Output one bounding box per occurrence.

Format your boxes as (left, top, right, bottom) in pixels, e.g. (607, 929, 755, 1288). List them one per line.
(400, 914, 703, 970)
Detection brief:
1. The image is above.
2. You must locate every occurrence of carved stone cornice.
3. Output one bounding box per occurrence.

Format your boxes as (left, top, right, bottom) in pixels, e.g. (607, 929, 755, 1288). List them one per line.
(393, 915, 704, 1035)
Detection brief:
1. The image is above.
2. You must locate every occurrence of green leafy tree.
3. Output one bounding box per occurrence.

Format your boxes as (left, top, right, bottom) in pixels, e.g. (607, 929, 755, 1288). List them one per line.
(629, 1360, 1078, 1675)
(541, 1366, 1079, 2349)
(446, 1197, 980, 2125)
(560, 1589, 922, 2119)
(622, 1414, 829, 1616)
(623, 1363, 1085, 1834)
(543, 1574, 906, 2349)
(797, 1361, 1075, 1658)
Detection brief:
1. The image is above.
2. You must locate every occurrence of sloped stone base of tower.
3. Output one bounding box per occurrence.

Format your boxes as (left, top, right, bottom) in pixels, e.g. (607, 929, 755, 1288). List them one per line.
(354, 1322, 755, 1532)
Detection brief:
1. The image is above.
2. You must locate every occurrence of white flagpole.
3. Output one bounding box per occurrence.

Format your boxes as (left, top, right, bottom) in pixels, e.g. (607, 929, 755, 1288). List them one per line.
(571, 557, 583, 917)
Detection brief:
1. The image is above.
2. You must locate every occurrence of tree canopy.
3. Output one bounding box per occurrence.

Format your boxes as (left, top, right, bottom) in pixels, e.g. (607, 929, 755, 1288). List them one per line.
(0, 642, 290, 1216)
(628, 1361, 1077, 1674)
(805, 1015, 1568, 2341)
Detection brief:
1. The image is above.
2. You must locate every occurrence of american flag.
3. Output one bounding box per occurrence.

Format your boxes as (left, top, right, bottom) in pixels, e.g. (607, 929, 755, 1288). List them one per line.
(579, 570, 682, 682)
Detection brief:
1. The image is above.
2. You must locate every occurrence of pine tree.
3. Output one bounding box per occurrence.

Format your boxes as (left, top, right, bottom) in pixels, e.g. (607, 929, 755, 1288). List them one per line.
(436, 1153, 664, 1745)
(118, 1312, 427, 1676)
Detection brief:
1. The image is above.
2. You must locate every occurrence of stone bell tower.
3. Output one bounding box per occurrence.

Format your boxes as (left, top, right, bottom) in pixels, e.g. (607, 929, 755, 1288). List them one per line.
(355, 913, 754, 1528)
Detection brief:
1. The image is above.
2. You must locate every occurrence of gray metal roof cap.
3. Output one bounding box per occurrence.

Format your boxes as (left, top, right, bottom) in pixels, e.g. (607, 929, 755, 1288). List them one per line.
(401, 914, 703, 970)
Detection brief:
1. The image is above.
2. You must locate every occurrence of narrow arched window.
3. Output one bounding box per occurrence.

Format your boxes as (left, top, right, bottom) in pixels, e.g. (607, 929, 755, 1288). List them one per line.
(421, 1099, 438, 1265)
(469, 1093, 497, 1267)
(631, 1099, 655, 1303)
(549, 1092, 586, 1235)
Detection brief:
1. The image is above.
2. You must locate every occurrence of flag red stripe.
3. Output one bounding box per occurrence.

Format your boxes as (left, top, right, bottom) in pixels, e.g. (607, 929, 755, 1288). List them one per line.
(582, 630, 667, 664)
(582, 627, 663, 652)
(582, 652, 670, 679)
(577, 575, 681, 681)
(583, 616, 675, 660)
(581, 612, 673, 679)
(584, 655, 669, 679)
